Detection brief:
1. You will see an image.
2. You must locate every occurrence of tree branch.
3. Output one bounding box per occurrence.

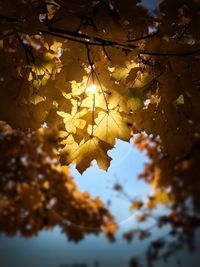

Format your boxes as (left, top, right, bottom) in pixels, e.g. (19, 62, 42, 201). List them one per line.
(127, 30, 159, 42)
(0, 14, 18, 22)
(41, 26, 200, 57)
(40, 26, 138, 49)
(139, 49, 200, 57)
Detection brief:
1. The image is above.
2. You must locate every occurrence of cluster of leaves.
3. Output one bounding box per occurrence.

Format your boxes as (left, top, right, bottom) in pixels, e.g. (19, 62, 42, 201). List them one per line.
(0, 121, 117, 242)
(0, 0, 153, 172)
(0, 0, 200, 263)
(126, 132, 200, 265)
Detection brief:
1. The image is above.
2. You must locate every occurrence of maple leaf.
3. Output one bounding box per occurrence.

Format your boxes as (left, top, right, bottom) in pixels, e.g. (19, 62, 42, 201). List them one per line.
(60, 135, 112, 173)
(90, 110, 132, 146)
(57, 109, 87, 134)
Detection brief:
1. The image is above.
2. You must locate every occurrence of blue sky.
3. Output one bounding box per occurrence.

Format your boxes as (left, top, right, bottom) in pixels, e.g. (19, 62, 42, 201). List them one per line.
(0, 140, 153, 267)
(1, 139, 200, 267)
(70, 139, 151, 224)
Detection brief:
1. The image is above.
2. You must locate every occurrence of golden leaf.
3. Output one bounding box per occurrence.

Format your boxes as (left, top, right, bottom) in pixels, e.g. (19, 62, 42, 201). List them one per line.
(61, 135, 112, 173)
(57, 109, 87, 134)
(91, 110, 131, 145)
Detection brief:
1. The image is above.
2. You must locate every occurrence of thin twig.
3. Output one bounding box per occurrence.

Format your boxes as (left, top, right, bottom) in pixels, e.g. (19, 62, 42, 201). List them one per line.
(139, 49, 200, 57)
(93, 71, 109, 112)
(15, 32, 35, 65)
(85, 44, 109, 112)
(85, 44, 97, 137)
(103, 45, 111, 61)
(0, 14, 18, 22)
(127, 30, 159, 42)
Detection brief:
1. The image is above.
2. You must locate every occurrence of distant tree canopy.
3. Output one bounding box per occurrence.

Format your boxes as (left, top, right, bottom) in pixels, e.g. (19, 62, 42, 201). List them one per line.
(0, 0, 200, 263)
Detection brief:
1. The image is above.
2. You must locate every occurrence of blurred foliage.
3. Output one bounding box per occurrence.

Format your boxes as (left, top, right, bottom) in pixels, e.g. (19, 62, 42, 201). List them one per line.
(0, 122, 117, 242)
(0, 0, 200, 265)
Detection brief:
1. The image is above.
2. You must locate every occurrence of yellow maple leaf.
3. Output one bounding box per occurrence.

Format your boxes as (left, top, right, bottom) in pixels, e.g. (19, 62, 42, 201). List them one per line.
(57, 109, 87, 133)
(50, 41, 62, 55)
(60, 135, 112, 173)
(90, 110, 131, 145)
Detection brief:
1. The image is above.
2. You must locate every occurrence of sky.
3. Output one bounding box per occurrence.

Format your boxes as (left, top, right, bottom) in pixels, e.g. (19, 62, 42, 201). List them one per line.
(0, 140, 153, 267)
(1, 139, 200, 267)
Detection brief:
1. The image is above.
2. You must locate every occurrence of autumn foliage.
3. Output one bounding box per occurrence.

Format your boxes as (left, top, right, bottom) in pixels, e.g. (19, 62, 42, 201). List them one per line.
(0, 0, 200, 264)
(0, 122, 116, 241)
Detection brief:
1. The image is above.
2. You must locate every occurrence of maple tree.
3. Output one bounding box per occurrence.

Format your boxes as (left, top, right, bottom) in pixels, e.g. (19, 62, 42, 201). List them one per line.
(0, 0, 200, 264)
(0, 121, 117, 242)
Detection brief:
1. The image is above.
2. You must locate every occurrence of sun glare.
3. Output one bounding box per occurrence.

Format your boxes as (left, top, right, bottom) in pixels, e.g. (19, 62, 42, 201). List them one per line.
(85, 84, 96, 94)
